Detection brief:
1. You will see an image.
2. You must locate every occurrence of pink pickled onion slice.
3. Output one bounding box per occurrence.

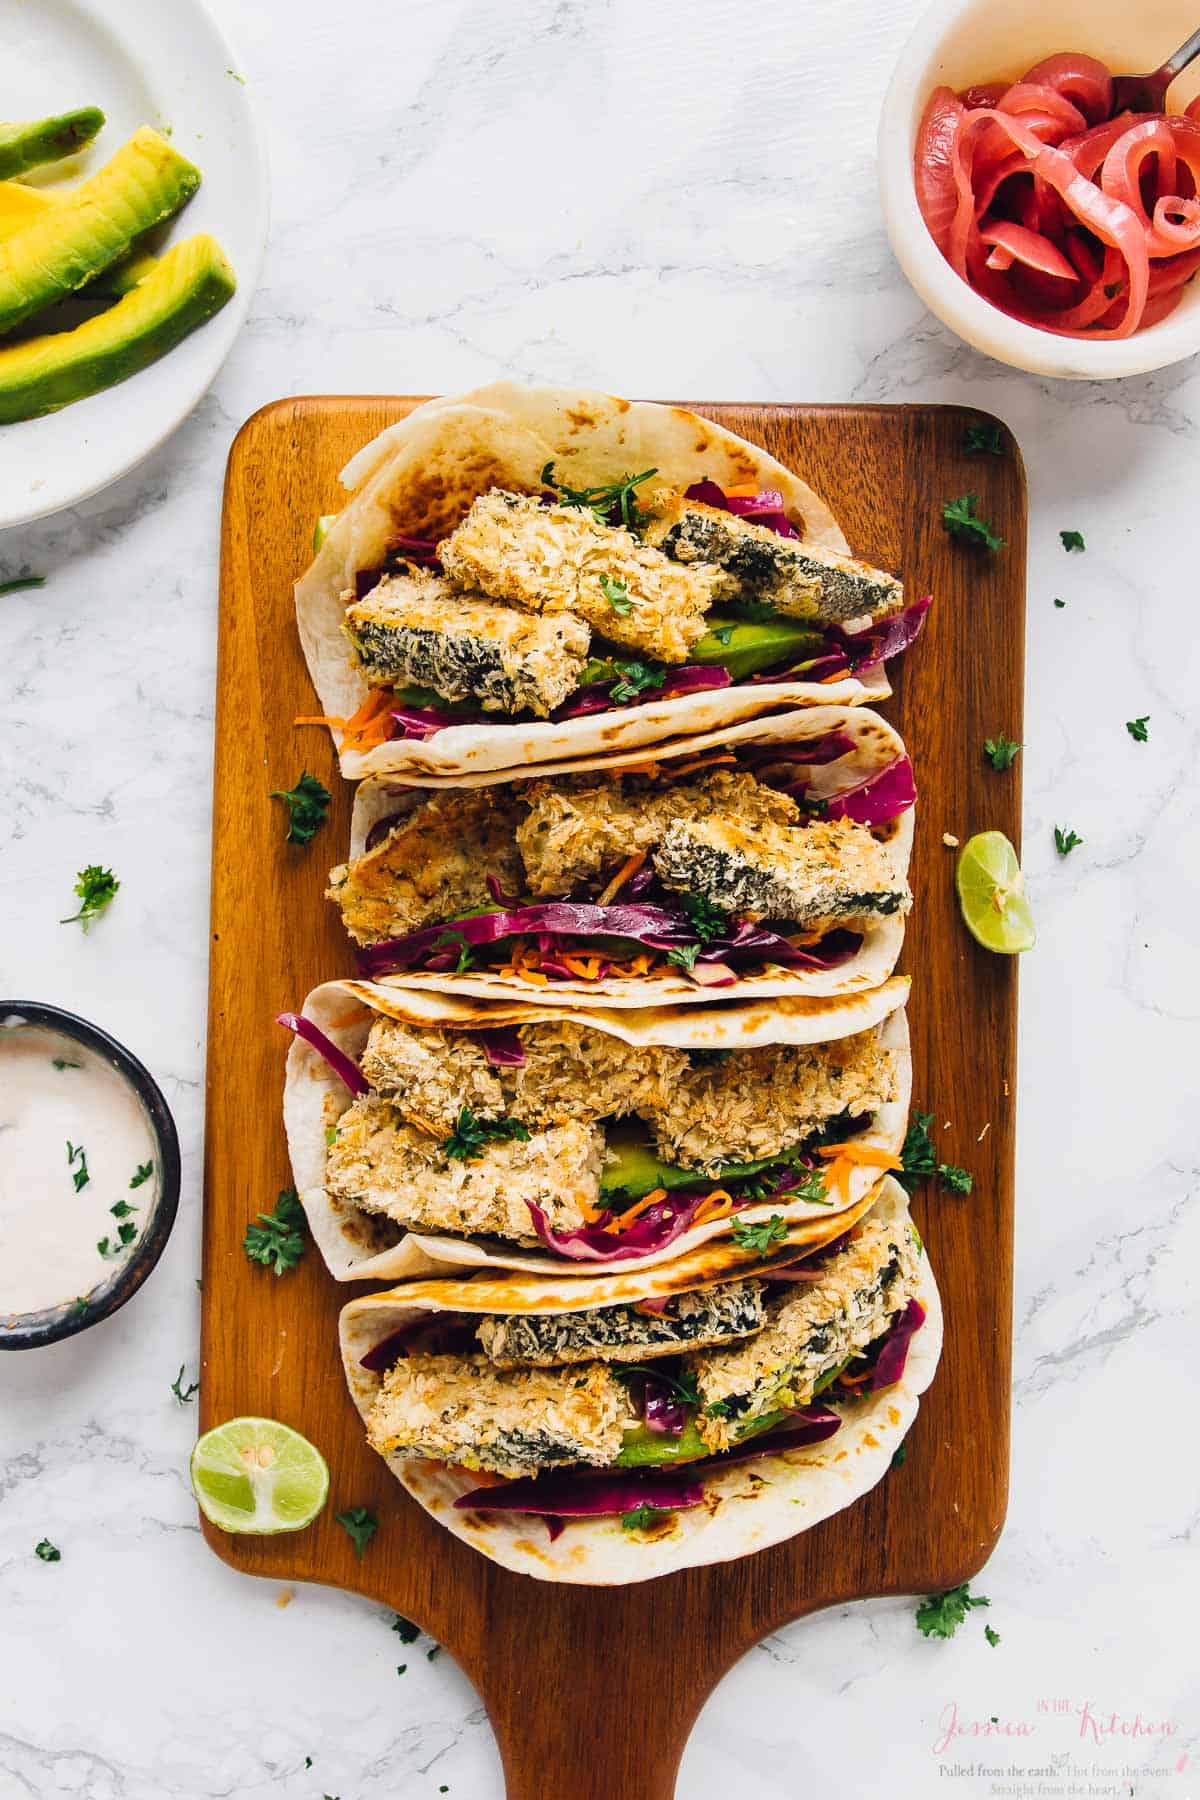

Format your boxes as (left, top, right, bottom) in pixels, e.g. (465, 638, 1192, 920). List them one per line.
(277, 1012, 369, 1096)
(979, 218, 1078, 279)
(1020, 53, 1113, 125)
(915, 87, 968, 256)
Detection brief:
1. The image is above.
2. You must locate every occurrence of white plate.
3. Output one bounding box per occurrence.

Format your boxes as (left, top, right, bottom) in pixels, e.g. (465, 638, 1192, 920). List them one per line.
(0, 0, 267, 527)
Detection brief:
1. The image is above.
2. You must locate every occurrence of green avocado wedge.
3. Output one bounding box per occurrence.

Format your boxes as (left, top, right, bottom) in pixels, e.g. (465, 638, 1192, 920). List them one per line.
(689, 612, 827, 681)
(0, 127, 199, 335)
(0, 233, 235, 424)
(615, 1410, 788, 1469)
(0, 108, 105, 181)
(599, 1126, 796, 1204)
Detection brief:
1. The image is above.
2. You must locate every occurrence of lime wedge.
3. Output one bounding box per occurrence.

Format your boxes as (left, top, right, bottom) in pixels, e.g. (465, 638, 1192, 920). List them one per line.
(955, 831, 1035, 953)
(190, 1417, 329, 1535)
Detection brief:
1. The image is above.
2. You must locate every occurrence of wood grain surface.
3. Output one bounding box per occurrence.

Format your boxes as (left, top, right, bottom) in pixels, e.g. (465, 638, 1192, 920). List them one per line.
(202, 398, 1025, 1800)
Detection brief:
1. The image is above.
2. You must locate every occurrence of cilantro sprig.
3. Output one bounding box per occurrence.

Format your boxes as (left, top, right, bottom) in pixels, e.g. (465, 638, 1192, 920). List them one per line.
(335, 1506, 377, 1557)
(942, 494, 1004, 553)
(1060, 529, 1085, 552)
(599, 574, 633, 615)
(963, 423, 1004, 456)
(1054, 826, 1082, 857)
(0, 572, 46, 596)
(731, 1213, 789, 1253)
(609, 660, 668, 703)
(271, 771, 332, 845)
(243, 1188, 307, 1275)
(916, 1581, 991, 1639)
(442, 1106, 530, 1162)
(899, 1111, 973, 1196)
(1126, 715, 1150, 744)
(171, 1365, 199, 1404)
(621, 1505, 667, 1531)
(983, 735, 1021, 771)
(60, 865, 119, 930)
(541, 462, 657, 532)
(34, 1538, 61, 1563)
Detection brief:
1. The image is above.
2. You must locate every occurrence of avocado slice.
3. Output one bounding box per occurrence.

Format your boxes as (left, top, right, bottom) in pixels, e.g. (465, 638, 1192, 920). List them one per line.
(0, 127, 199, 335)
(690, 612, 827, 681)
(0, 233, 235, 424)
(616, 1410, 788, 1468)
(0, 109, 105, 181)
(313, 513, 337, 552)
(0, 183, 157, 306)
(599, 1124, 796, 1204)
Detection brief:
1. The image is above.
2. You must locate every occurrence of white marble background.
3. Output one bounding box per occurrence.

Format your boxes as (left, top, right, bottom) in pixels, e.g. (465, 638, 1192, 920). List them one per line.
(2, 1, 1197, 1795)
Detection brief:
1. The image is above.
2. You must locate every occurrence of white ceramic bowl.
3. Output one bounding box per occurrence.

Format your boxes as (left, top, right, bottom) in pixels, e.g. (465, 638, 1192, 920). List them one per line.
(879, 0, 1200, 378)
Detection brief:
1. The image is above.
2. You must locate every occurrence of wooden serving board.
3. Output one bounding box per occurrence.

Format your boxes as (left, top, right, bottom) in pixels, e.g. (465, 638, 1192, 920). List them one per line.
(203, 399, 1024, 1800)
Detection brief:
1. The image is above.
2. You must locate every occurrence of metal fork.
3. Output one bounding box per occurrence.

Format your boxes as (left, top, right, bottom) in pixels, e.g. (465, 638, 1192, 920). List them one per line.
(1110, 25, 1200, 113)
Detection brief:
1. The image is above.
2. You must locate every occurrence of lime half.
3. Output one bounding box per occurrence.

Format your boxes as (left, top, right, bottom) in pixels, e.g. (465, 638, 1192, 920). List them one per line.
(956, 831, 1035, 953)
(190, 1417, 329, 1535)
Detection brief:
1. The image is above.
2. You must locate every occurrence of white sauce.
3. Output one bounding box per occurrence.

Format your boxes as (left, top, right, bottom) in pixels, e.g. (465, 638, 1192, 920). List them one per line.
(0, 1022, 159, 1317)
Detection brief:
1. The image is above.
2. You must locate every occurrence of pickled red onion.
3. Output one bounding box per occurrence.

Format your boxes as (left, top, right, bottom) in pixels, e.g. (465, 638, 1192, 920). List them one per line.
(914, 55, 1200, 339)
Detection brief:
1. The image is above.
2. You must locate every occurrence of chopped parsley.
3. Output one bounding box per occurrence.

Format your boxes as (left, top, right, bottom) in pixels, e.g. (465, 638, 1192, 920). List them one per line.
(426, 1644, 441, 1662)
(271, 771, 332, 845)
(983, 735, 1021, 771)
(599, 574, 633, 615)
(540, 462, 657, 532)
(985, 1625, 1001, 1647)
(1126, 714, 1150, 743)
(679, 891, 729, 943)
(621, 1505, 665, 1531)
(171, 1365, 199, 1404)
(731, 1213, 789, 1253)
(711, 624, 734, 646)
(963, 422, 1004, 456)
(666, 943, 701, 972)
(129, 1161, 154, 1188)
(1059, 529, 1085, 552)
(430, 929, 474, 973)
(786, 1166, 832, 1205)
(1053, 597, 1066, 608)
(1054, 825, 1083, 856)
(396, 1664, 407, 1675)
(916, 1581, 990, 1639)
(109, 1199, 136, 1219)
(609, 660, 668, 703)
(942, 494, 1003, 553)
(890, 1442, 908, 1470)
(96, 1233, 127, 1259)
(442, 1106, 530, 1162)
(0, 572, 46, 596)
(900, 1110, 972, 1195)
(66, 1141, 89, 1192)
(34, 1538, 61, 1562)
(60, 865, 119, 930)
(938, 1163, 973, 1196)
(243, 1188, 306, 1275)
(392, 1614, 420, 1644)
(335, 1506, 377, 1557)
(51, 1058, 80, 1071)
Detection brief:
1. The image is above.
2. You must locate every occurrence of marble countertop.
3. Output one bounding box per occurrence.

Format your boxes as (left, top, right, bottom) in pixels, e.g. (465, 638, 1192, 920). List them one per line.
(1, 1, 1196, 1795)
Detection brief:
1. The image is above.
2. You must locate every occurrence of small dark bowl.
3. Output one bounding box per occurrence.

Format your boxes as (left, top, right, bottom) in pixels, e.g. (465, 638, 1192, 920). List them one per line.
(0, 1002, 182, 1351)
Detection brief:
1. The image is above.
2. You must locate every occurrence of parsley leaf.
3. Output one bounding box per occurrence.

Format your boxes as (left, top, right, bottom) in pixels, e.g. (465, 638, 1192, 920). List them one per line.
(1126, 715, 1150, 743)
(890, 1441, 908, 1470)
(170, 1365, 199, 1404)
(731, 1213, 789, 1253)
(110, 1200, 135, 1219)
(129, 1161, 154, 1188)
(429, 929, 474, 973)
(963, 422, 1003, 456)
(96, 1235, 125, 1260)
(335, 1506, 377, 1557)
(712, 624, 734, 646)
(392, 1614, 420, 1644)
(609, 660, 668, 703)
(916, 1581, 990, 1639)
(51, 1058, 80, 1070)
(426, 1644, 441, 1662)
(938, 1163, 973, 1196)
(666, 942, 701, 972)
(1054, 825, 1082, 856)
(1053, 597, 1066, 608)
(243, 1188, 307, 1275)
(599, 574, 633, 616)
(34, 1538, 61, 1562)
(983, 735, 1021, 771)
(60, 865, 119, 930)
(679, 890, 729, 943)
(985, 1625, 1001, 1647)
(786, 1166, 832, 1205)
(1060, 529, 1085, 552)
(621, 1505, 666, 1531)
(942, 494, 1003, 553)
(0, 572, 46, 596)
(66, 1140, 89, 1192)
(899, 1110, 937, 1193)
(116, 1220, 137, 1246)
(271, 771, 332, 845)
(541, 462, 657, 532)
(442, 1106, 530, 1162)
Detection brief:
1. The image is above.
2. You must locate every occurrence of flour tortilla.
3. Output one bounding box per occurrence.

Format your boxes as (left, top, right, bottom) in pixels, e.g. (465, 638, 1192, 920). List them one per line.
(295, 383, 887, 779)
(345, 704, 913, 1007)
(338, 1176, 942, 1584)
(283, 978, 911, 1282)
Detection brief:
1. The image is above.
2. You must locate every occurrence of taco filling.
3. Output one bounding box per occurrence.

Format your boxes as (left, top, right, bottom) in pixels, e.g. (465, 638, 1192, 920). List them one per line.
(330, 751, 913, 990)
(329, 475, 928, 754)
(301, 1011, 904, 1265)
(359, 1201, 927, 1524)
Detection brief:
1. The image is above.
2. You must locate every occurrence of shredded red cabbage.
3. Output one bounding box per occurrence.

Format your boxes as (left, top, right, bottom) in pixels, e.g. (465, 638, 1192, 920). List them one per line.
(277, 1012, 369, 1096)
(658, 664, 732, 698)
(642, 1377, 689, 1437)
(480, 1029, 525, 1068)
(866, 1298, 927, 1391)
(390, 535, 441, 564)
(389, 704, 469, 742)
(525, 1192, 710, 1262)
(822, 755, 917, 826)
(683, 481, 801, 540)
(744, 731, 858, 768)
(830, 594, 931, 667)
(744, 651, 852, 686)
(359, 1313, 476, 1371)
(454, 1467, 706, 1520)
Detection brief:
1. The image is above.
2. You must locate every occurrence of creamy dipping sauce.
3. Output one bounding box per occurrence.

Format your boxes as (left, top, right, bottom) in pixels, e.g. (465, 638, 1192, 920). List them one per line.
(0, 1021, 159, 1317)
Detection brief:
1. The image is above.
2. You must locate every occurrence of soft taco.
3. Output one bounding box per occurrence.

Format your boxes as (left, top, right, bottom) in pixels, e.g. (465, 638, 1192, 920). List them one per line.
(280, 978, 911, 1282)
(331, 707, 915, 1007)
(338, 1175, 941, 1583)
(295, 383, 930, 778)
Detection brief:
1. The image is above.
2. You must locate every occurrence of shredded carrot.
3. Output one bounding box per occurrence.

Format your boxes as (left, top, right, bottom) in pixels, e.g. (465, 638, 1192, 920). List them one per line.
(838, 1366, 874, 1390)
(604, 1188, 669, 1234)
(596, 852, 647, 907)
(692, 1188, 735, 1227)
(313, 687, 397, 754)
(816, 1144, 903, 1170)
(724, 483, 760, 498)
(559, 954, 606, 980)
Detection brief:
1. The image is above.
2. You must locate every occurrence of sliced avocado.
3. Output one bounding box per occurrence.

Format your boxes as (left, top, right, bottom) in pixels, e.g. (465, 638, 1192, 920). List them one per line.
(690, 612, 827, 682)
(313, 513, 337, 552)
(0, 127, 199, 335)
(616, 1410, 788, 1468)
(0, 184, 156, 301)
(599, 1124, 795, 1204)
(0, 233, 235, 424)
(0, 109, 105, 181)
